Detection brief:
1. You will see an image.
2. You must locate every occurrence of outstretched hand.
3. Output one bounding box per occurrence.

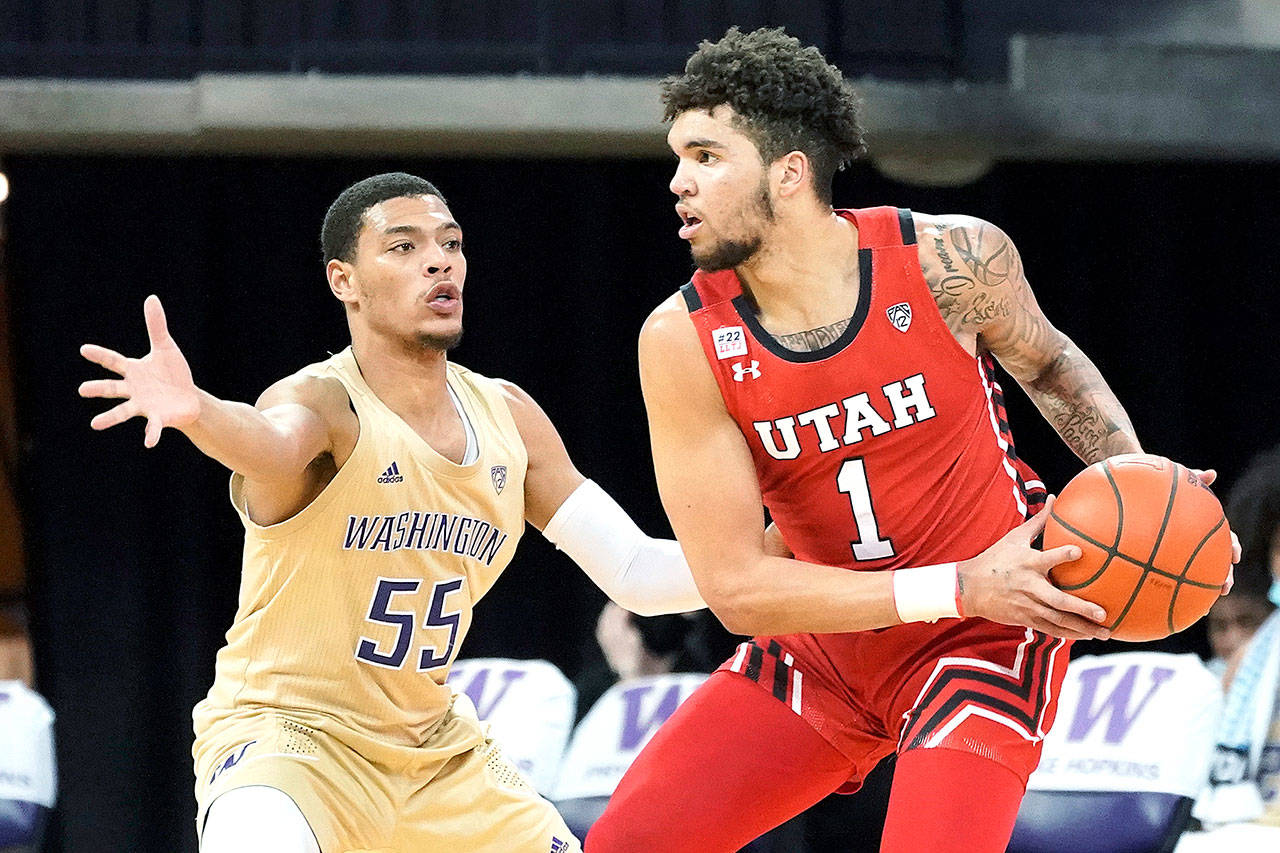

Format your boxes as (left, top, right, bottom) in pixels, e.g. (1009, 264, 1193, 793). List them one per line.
(79, 295, 201, 448)
(957, 497, 1111, 641)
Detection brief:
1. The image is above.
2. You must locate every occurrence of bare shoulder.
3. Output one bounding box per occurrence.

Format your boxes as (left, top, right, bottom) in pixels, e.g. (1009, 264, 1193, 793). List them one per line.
(639, 290, 701, 364)
(253, 369, 358, 458)
(913, 212, 1025, 344)
(494, 378, 540, 421)
(255, 369, 352, 418)
(493, 378, 559, 445)
(913, 211, 1015, 277)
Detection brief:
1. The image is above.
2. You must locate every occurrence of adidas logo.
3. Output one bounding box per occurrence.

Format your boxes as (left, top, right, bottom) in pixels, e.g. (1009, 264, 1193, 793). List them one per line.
(377, 461, 404, 484)
(549, 838, 569, 853)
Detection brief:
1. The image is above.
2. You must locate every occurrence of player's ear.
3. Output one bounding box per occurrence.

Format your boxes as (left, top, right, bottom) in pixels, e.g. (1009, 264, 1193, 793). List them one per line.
(774, 151, 809, 200)
(327, 259, 358, 306)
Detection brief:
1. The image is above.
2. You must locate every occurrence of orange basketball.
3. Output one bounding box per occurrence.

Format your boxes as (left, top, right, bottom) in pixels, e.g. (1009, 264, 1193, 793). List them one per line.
(1043, 453, 1232, 641)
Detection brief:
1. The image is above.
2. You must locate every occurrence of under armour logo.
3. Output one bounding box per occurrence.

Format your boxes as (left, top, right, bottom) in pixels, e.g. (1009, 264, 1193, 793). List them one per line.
(732, 360, 761, 382)
(886, 302, 912, 332)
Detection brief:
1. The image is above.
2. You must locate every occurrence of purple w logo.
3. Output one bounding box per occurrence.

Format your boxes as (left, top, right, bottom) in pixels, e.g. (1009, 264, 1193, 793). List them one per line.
(1066, 664, 1174, 745)
(458, 667, 527, 719)
(619, 683, 683, 750)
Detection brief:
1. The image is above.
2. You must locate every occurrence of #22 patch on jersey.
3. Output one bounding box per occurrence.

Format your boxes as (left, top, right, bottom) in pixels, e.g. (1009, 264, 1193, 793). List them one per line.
(712, 326, 748, 359)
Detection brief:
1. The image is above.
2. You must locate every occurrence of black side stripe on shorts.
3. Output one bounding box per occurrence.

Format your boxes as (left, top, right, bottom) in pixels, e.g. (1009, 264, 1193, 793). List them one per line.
(901, 631, 1056, 751)
(768, 640, 790, 703)
(744, 642, 764, 683)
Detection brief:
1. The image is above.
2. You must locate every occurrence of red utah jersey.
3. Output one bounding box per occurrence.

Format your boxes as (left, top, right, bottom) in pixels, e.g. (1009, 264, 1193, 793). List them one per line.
(683, 206, 1046, 574)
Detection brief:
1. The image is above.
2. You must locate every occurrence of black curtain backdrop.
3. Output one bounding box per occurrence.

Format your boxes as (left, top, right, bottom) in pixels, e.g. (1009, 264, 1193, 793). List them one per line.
(6, 155, 1280, 851)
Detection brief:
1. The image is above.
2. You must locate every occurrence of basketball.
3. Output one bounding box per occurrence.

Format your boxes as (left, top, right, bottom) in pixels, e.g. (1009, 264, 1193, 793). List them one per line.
(1043, 454, 1232, 642)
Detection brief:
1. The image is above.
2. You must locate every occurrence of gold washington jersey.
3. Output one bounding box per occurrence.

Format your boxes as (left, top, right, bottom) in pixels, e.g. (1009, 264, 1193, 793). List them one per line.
(193, 347, 527, 748)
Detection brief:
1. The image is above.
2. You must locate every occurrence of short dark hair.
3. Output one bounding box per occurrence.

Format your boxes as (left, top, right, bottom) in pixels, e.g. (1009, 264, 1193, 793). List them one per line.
(661, 27, 866, 204)
(321, 172, 447, 263)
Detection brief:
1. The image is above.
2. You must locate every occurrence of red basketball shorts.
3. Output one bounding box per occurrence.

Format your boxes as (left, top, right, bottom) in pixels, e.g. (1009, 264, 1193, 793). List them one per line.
(719, 619, 1072, 790)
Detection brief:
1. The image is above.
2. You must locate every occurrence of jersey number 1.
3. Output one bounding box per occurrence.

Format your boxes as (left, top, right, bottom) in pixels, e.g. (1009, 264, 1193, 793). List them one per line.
(836, 458, 895, 561)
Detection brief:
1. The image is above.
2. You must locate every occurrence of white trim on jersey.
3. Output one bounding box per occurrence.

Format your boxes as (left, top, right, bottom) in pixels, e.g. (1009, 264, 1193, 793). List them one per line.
(786, 653, 804, 717)
(445, 383, 479, 466)
(975, 358, 1029, 518)
(923, 704, 1042, 749)
(1039, 636, 1068, 738)
(730, 642, 749, 674)
(727, 644, 805, 719)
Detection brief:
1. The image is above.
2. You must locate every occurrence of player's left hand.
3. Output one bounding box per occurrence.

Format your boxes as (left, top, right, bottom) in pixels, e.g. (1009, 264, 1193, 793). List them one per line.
(1188, 467, 1240, 595)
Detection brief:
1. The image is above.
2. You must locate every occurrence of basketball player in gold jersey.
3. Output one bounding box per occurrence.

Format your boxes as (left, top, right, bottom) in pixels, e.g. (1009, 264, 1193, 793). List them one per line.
(76, 173, 724, 853)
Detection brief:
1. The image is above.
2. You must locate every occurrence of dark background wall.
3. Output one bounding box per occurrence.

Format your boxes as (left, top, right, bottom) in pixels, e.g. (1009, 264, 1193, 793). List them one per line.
(6, 153, 1279, 851)
(0, 0, 1229, 80)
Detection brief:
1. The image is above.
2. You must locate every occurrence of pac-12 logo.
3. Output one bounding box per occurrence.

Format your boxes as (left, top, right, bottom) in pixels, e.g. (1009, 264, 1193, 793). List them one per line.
(490, 465, 507, 494)
(886, 302, 912, 332)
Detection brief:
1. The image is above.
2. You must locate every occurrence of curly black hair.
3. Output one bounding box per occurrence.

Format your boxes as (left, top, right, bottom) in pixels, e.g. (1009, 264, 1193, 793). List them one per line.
(321, 172, 446, 264)
(661, 27, 866, 205)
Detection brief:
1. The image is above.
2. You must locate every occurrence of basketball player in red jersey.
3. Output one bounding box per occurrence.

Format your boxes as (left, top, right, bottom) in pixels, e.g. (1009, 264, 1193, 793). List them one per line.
(587, 28, 1237, 852)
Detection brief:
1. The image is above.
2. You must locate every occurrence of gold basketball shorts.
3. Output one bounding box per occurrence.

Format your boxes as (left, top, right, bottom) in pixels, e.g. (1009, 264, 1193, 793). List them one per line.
(193, 701, 579, 853)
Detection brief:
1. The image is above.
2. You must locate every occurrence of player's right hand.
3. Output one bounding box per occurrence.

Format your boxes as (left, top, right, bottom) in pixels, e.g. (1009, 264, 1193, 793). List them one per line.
(957, 497, 1112, 641)
(79, 295, 200, 448)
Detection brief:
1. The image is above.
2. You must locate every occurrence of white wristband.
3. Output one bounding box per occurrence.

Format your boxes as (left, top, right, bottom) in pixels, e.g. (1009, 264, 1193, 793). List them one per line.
(892, 563, 961, 623)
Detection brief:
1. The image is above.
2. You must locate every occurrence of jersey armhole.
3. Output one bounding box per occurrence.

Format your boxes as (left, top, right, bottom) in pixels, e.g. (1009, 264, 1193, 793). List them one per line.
(679, 280, 702, 311)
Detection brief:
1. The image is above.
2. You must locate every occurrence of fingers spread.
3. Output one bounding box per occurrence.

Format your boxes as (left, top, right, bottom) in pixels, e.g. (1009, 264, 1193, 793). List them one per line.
(1192, 468, 1217, 486)
(1014, 497, 1054, 541)
(1037, 544, 1082, 573)
(90, 401, 138, 431)
(143, 295, 171, 346)
(1038, 582, 1108, 624)
(79, 379, 130, 399)
(144, 417, 163, 448)
(1031, 607, 1111, 641)
(80, 344, 128, 374)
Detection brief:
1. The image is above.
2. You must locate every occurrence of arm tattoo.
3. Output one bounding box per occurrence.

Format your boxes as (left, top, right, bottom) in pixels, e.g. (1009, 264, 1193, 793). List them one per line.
(772, 318, 852, 353)
(1029, 349, 1140, 464)
(924, 216, 1140, 463)
(919, 223, 1017, 334)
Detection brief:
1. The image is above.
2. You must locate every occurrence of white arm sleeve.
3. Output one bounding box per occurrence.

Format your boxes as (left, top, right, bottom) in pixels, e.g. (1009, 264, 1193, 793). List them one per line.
(542, 479, 707, 616)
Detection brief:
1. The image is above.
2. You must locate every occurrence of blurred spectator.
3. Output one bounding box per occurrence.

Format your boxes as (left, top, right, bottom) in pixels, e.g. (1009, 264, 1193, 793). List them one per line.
(0, 599, 56, 853)
(1191, 446, 1280, 837)
(573, 603, 720, 722)
(1205, 444, 1280, 684)
(1224, 443, 1280, 604)
(1208, 593, 1273, 681)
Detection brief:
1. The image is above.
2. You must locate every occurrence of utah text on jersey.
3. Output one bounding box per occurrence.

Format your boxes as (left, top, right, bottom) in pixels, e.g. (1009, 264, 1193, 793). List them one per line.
(343, 510, 510, 565)
(751, 372, 936, 460)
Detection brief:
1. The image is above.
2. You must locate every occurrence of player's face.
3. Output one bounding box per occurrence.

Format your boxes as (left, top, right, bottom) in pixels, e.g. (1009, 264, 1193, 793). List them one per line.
(349, 194, 467, 351)
(668, 106, 775, 271)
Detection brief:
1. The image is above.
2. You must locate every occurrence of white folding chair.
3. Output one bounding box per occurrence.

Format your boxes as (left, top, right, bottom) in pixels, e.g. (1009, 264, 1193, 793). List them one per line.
(1009, 652, 1222, 853)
